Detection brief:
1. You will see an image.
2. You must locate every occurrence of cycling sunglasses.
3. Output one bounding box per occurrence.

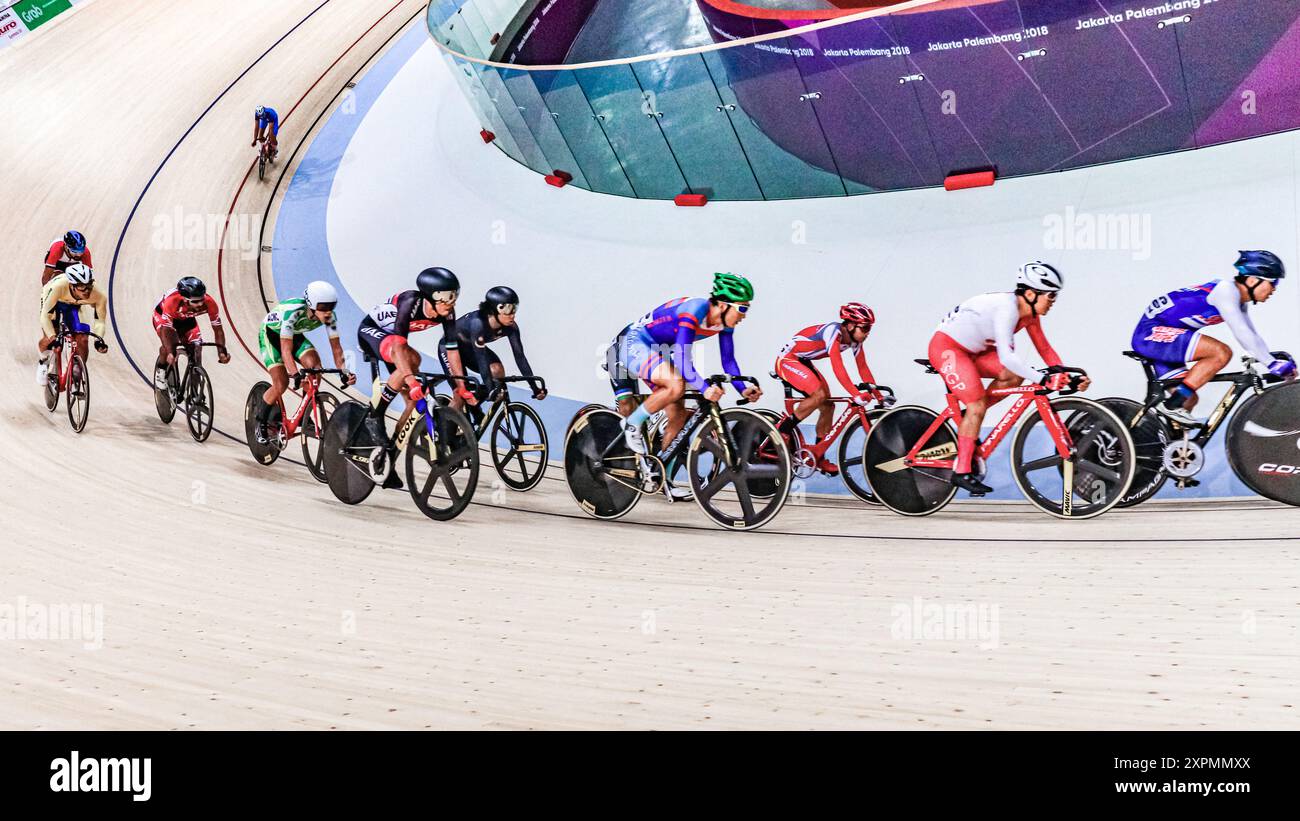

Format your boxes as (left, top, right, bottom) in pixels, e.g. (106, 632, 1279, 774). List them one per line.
(720, 301, 750, 314)
(496, 303, 518, 315)
(431, 290, 458, 305)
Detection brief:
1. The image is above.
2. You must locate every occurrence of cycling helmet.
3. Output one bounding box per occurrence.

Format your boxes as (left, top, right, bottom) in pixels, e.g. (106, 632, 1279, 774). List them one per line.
(840, 302, 875, 328)
(1234, 250, 1285, 280)
(417, 267, 460, 304)
(1016, 261, 1064, 292)
(711, 272, 754, 302)
(65, 263, 94, 286)
(305, 280, 338, 311)
(64, 231, 86, 255)
(485, 285, 519, 315)
(255, 106, 266, 119)
(177, 276, 206, 299)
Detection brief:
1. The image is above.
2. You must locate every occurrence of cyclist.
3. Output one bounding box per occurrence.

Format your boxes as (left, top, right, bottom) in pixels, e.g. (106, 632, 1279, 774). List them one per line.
(607, 272, 762, 471)
(253, 280, 355, 444)
(437, 286, 546, 418)
(152, 277, 231, 386)
(252, 105, 279, 159)
(1131, 250, 1294, 426)
(773, 302, 887, 475)
(42, 230, 92, 285)
(38, 263, 110, 385)
(357, 267, 477, 441)
(928, 262, 1085, 495)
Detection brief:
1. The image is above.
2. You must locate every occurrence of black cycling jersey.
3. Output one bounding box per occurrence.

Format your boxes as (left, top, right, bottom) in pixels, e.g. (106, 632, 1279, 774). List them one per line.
(438, 310, 533, 391)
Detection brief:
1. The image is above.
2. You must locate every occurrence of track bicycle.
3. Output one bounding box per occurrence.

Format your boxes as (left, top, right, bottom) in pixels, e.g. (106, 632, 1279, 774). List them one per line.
(865, 361, 1135, 519)
(436, 375, 550, 492)
(564, 374, 792, 531)
(244, 368, 345, 482)
(42, 319, 106, 434)
(323, 371, 480, 521)
(154, 342, 222, 442)
(1099, 350, 1300, 506)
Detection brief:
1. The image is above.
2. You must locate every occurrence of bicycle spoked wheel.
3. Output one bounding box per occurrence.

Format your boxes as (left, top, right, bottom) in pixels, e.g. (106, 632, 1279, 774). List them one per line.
(243, 382, 281, 466)
(66, 356, 90, 433)
(301, 392, 338, 483)
(322, 401, 380, 505)
(154, 364, 177, 423)
(1011, 397, 1135, 519)
(1226, 382, 1300, 506)
(1097, 397, 1170, 507)
(838, 409, 887, 505)
(185, 366, 215, 442)
(564, 408, 641, 520)
(405, 406, 480, 521)
(44, 354, 60, 412)
(490, 401, 548, 491)
(686, 408, 791, 531)
(864, 406, 958, 516)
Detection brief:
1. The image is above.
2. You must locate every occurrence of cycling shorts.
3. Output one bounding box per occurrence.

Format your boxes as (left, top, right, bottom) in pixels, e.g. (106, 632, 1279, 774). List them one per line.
(1131, 319, 1202, 379)
(153, 313, 203, 344)
(774, 356, 827, 397)
(928, 331, 1004, 405)
(259, 326, 312, 369)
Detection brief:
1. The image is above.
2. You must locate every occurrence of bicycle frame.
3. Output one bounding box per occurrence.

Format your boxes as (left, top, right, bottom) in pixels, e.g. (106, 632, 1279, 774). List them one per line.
(278, 373, 323, 440)
(1127, 359, 1267, 449)
(779, 391, 871, 448)
(907, 384, 1074, 469)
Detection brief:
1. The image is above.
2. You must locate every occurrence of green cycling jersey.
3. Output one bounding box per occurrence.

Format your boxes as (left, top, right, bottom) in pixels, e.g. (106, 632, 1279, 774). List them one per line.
(263, 297, 339, 338)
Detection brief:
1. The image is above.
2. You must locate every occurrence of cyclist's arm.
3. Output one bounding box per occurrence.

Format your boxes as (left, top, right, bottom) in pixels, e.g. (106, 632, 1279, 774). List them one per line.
(1208, 279, 1273, 363)
(86, 286, 108, 338)
(993, 301, 1040, 381)
(1023, 316, 1063, 368)
(718, 331, 747, 394)
(203, 296, 227, 349)
(39, 280, 64, 337)
(42, 244, 62, 283)
(505, 324, 534, 378)
(828, 341, 859, 396)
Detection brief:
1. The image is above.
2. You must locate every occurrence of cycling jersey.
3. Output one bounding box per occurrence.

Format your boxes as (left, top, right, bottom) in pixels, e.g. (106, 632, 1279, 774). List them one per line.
(154, 289, 222, 328)
(40, 273, 107, 338)
(933, 291, 1060, 382)
(619, 297, 746, 393)
(776, 321, 877, 396)
(437, 310, 533, 389)
(1132, 280, 1272, 375)
(264, 297, 338, 338)
(256, 107, 280, 136)
(44, 239, 92, 271)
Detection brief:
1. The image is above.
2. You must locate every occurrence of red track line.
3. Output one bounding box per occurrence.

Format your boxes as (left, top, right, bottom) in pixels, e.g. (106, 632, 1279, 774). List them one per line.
(216, 0, 408, 372)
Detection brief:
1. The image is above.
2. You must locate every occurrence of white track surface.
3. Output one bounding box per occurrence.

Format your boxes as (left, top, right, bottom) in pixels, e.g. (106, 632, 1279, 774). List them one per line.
(2, 0, 1298, 729)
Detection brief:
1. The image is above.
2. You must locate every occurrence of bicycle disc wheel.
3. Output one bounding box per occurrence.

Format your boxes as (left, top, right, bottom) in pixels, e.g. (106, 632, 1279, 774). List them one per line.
(1096, 397, 1169, 507)
(154, 364, 176, 424)
(323, 401, 379, 505)
(863, 406, 957, 516)
(243, 382, 281, 466)
(1010, 397, 1135, 519)
(1226, 383, 1300, 506)
(838, 409, 887, 505)
(67, 356, 90, 433)
(564, 408, 641, 520)
(686, 407, 791, 531)
(185, 366, 215, 443)
(43, 354, 60, 412)
(301, 391, 338, 483)
(490, 401, 548, 491)
(258, 154, 266, 181)
(405, 406, 480, 521)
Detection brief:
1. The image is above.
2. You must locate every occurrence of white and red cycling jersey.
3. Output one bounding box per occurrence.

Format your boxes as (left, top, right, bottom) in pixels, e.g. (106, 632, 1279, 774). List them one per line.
(775, 321, 878, 397)
(45, 238, 92, 270)
(152, 289, 222, 341)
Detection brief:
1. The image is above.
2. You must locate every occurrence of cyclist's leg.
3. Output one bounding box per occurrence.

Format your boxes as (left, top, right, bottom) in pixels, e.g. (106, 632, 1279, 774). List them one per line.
(182, 321, 204, 366)
(1181, 335, 1230, 407)
(1133, 323, 1216, 413)
(259, 327, 289, 411)
(646, 360, 688, 445)
(929, 332, 986, 475)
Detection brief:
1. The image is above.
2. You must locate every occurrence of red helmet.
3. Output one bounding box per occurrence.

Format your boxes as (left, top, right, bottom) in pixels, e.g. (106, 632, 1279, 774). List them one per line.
(840, 302, 875, 328)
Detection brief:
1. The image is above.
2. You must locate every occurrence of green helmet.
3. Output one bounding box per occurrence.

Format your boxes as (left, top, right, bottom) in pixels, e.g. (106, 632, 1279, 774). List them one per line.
(711, 272, 754, 302)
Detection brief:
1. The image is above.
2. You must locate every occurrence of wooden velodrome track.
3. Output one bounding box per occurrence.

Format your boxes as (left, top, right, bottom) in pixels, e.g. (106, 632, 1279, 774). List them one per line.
(1, 0, 1297, 729)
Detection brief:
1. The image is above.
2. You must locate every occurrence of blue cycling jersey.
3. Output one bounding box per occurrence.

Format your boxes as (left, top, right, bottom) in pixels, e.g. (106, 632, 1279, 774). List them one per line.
(256, 108, 280, 131)
(1141, 281, 1224, 329)
(625, 297, 745, 393)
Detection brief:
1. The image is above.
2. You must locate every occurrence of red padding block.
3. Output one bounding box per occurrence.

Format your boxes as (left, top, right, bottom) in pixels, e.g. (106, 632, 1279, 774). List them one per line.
(674, 193, 709, 207)
(544, 174, 569, 188)
(944, 170, 996, 191)
(479, 129, 496, 143)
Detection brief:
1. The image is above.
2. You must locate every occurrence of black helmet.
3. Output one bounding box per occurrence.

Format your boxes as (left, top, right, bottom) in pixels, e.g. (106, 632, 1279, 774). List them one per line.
(417, 267, 460, 303)
(177, 276, 206, 299)
(485, 285, 519, 307)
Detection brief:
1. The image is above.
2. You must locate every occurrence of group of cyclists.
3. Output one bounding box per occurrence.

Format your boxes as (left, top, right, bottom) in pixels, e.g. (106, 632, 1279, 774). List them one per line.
(32, 103, 1296, 507)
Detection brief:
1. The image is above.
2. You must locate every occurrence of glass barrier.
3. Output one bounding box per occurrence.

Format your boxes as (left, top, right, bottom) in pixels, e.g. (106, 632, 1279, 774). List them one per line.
(428, 0, 1300, 201)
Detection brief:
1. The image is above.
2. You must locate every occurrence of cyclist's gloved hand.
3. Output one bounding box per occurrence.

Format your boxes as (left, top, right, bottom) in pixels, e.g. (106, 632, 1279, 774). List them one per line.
(456, 386, 478, 406)
(217, 347, 231, 364)
(340, 370, 356, 386)
(405, 376, 426, 403)
(851, 393, 872, 407)
(94, 340, 109, 355)
(1044, 371, 1071, 392)
(1268, 359, 1297, 381)
(532, 387, 548, 401)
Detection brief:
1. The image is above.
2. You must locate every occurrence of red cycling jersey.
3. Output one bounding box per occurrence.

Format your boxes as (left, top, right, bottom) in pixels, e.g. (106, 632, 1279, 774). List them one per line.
(153, 289, 222, 333)
(45, 240, 93, 270)
(775, 321, 878, 398)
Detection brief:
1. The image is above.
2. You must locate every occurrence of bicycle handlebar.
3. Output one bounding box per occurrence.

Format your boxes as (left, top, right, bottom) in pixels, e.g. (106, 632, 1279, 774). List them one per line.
(292, 367, 352, 392)
(496, 375, 547, 394)
(415, 372, 482, 393)
(1039, 365, 1088, 396)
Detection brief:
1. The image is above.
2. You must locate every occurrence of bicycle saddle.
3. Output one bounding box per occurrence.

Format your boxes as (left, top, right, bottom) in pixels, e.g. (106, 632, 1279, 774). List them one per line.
(1121, 350, 1150, 362)
(914, 358, 938, 374)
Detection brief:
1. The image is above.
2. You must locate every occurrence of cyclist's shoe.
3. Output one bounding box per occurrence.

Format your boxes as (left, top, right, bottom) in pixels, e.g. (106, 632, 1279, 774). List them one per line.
(622, 421, 648, 456)
(36, 359, 48, 386)
(363, 410, 387, 443)
(1154, 403, 1202, 428)
(153, 367, 170, 391)
(382, 470, 404, 490)
(952, 472, 993, 496)
(254, 421, 271, 445)
(662, 482, 692, 503)
(815, 456, 840, 476)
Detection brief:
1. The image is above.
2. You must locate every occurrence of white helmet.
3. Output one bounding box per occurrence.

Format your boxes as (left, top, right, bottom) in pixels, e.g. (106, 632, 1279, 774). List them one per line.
(65, 263, 94, 286)
(305, 281, 338, 310)
(1016, 261, 1064, 292)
